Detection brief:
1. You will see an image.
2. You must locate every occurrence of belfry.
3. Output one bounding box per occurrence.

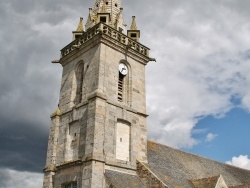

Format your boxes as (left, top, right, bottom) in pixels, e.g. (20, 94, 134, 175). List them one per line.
(43, 0, 152, 187)
(43, 1, 250, 188)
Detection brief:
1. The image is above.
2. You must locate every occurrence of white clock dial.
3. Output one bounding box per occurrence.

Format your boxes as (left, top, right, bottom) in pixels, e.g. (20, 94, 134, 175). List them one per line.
(119, 63, 128, 75)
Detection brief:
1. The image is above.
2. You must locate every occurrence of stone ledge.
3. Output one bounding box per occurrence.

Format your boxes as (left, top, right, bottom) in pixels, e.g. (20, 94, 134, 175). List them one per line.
(82, 152, 105, 162)
(106, 99, 148, 117)
(81, 152, 137, 171)
(43, 164, 56, 173)
(55, 101, 88, 117)
(87, 91, 108, 101)
(56, 160, 83, 171)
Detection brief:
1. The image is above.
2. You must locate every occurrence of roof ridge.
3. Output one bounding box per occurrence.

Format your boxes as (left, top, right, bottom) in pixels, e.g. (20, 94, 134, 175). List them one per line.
(147, 140, 250, 173)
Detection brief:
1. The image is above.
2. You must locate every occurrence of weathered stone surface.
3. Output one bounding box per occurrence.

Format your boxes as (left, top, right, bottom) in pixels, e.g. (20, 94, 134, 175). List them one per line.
(43, 2, 149, 186)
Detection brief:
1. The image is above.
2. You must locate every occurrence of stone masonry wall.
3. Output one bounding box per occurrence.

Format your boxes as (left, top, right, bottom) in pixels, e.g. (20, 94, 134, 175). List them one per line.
(98, 43, 147, 114)
(44, 31, 149, 187)
(53, 164, 82, 188)
(59, 44, 101, 114)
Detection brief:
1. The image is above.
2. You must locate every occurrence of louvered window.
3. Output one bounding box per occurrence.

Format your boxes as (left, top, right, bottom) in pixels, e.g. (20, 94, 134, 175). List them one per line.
(118, 73, 124, 102)
(100, 16, 107, 23)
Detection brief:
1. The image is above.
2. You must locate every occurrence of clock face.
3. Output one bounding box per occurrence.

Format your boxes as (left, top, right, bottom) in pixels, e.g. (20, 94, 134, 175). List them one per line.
(119, 63, 128, 75)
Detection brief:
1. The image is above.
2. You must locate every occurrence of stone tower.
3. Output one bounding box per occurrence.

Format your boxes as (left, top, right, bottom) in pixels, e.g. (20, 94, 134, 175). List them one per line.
(43, 0, 153, 187)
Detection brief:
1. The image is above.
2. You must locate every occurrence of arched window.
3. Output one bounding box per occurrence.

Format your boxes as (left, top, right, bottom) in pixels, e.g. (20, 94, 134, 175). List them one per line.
(75, 61, 84, 104)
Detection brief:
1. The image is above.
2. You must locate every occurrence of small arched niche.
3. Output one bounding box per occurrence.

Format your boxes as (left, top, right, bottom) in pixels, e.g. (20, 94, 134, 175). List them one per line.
(74, 61, 84, 104)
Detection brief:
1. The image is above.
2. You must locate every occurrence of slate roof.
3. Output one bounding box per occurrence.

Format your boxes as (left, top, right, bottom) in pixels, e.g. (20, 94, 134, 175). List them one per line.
(145, 140, 250, 188)
(105, 141, 250, 188)
(105, 170, 146, 188)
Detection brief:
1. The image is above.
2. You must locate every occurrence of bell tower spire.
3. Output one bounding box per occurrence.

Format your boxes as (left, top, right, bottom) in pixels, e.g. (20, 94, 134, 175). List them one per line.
(76, 17, 84, 31)
(100, 0, 108, 13)
(72, 17, 84, 41)
(85, 0, 126, 32)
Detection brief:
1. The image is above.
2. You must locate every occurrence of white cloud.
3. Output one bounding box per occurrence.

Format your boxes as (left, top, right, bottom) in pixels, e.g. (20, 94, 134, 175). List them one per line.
(0, 168, 43, 188)
(242, 91, 250, 112)
(145, 0, 250, 148)
(226, 155, 250, 170)
(205, 133, 218, 142)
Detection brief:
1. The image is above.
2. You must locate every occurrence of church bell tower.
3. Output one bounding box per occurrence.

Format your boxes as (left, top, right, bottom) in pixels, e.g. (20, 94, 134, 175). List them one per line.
(43, 0, 153, 187)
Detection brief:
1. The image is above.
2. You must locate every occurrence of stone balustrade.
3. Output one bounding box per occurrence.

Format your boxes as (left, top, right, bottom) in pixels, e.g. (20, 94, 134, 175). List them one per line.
(61, 23, 150, 58)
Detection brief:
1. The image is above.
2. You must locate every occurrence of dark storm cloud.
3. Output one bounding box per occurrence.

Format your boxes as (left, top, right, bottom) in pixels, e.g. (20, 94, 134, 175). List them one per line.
(0, 0, 73, 173)
(0, 117, 47, 172)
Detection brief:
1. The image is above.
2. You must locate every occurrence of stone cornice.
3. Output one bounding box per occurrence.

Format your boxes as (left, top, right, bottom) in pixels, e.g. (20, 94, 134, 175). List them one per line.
(100, 33, 149, 65)
(58, 91, 148, 118)
(60, 34, 101, 66)
(87, 91, 108, 101)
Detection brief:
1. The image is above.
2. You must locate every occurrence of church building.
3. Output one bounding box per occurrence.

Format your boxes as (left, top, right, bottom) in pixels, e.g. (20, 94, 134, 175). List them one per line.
(43, 0, 250, 187)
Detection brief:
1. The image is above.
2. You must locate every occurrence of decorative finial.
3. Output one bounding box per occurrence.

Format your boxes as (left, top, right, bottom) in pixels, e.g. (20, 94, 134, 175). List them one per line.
(127, 16, 140, 41)
(55, 108, 61, 116)
(130, 16, 137, 30)
(50, 107, 61, 117)
(76, 17, 84, 32)
(85, 0, 126, 31)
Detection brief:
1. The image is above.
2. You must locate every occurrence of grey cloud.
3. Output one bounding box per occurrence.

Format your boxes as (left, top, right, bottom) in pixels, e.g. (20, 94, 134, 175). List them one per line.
(0, 169, 10, 187)
(0, 168, 43, 188)
(1, 0, 250, 178)
(0, 0, 69, 173)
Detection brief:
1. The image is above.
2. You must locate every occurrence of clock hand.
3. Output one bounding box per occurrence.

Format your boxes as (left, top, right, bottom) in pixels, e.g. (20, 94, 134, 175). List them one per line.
(121, 68, 126, 72)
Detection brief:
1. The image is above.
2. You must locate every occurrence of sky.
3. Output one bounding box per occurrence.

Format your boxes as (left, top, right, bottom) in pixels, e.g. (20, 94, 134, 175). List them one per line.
(0, 0, 250, 187)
